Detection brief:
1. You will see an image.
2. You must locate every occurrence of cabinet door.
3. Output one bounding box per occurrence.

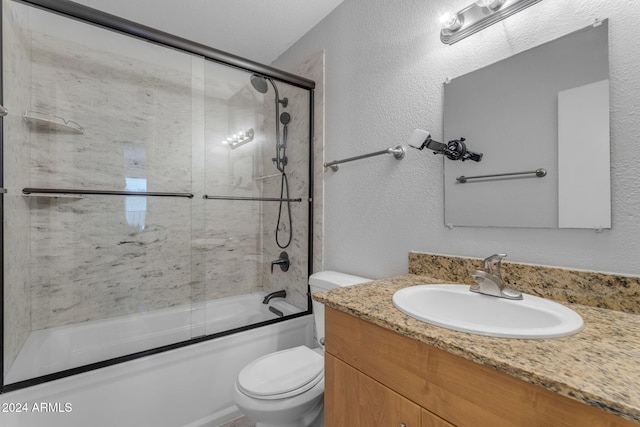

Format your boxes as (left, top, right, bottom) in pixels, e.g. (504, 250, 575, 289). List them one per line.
(422, 408, 456, 427)
(325, 353, 421, 427)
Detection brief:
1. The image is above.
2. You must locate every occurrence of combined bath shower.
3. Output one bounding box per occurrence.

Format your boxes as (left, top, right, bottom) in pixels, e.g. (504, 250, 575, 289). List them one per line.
(250, 74, 293, 249)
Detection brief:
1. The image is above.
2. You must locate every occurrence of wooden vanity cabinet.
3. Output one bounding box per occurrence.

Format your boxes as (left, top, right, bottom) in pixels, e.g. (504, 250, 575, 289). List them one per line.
(324, 307, 637, 427)
(325, 353, 421, 426)
(325, 353, 454, 426)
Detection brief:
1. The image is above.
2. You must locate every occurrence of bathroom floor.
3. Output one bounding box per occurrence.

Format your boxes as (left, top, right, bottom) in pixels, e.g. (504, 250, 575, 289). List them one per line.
(219, 416, 256, 427)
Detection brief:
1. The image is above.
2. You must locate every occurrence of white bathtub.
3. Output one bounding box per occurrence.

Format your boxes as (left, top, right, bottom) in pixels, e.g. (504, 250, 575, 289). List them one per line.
(5, 292, 304, 384)
(0, 295, 313, 427)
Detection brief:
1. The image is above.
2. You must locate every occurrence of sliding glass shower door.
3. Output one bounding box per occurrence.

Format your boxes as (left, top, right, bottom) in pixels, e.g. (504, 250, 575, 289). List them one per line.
(2, 0, 313, 391)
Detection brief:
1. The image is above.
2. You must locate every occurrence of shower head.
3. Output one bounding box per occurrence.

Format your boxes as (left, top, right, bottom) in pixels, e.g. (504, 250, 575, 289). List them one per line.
(249, 73, 288, 108)
(250, 74, 269, 94)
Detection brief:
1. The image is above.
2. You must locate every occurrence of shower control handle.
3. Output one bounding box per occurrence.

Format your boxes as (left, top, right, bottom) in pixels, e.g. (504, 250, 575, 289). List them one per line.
(270, 251, 290, 273)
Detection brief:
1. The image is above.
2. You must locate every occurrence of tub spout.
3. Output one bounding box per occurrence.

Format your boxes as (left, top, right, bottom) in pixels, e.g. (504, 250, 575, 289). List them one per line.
(263, 290, 287, 304)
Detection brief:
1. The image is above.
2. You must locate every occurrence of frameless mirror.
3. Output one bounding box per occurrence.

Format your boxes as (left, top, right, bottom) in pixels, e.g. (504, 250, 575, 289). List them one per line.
(443, 20, 610, 229)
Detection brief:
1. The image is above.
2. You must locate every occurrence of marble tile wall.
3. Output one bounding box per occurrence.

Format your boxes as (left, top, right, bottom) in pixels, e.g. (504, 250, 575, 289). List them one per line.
(297, 52, 325, 276)
(201, 66, 263, 302)
(3, 0, 34, 378)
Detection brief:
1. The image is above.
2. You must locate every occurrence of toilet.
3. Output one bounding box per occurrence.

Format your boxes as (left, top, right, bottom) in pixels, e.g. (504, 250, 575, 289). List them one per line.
(232, 271, 372, 427)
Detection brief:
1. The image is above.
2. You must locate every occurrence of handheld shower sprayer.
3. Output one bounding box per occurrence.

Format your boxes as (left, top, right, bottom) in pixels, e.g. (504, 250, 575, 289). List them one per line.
(280, 112, 291, 125)
(408, 129, 482, 162)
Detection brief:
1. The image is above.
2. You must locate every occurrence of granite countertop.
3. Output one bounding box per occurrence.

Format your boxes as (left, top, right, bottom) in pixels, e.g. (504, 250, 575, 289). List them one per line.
(313, 275, 640, 424)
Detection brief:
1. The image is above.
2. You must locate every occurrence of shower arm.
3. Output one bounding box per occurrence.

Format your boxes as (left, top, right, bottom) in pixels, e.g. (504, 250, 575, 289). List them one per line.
(269, 79, 288, 108)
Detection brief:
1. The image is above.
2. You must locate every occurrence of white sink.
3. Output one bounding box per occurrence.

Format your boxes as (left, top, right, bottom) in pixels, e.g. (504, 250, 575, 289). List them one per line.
(392, 284, 584, 339)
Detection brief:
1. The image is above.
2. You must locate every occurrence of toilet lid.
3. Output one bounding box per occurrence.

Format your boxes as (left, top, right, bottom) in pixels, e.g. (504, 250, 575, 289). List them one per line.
(238, 346, 324, 400)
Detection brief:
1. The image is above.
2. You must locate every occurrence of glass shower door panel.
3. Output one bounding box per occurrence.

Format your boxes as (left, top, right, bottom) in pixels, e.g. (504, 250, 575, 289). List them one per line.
(202, 60, 309, 335)
(3, 1, 198, 385)
(18, 196, 193, 383)
(201, 60, 265, 335)
(258, 83, 310, 319)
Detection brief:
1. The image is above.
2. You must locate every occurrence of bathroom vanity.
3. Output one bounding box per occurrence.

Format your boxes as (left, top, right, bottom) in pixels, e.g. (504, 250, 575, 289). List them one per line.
(315, 269, 640, 426)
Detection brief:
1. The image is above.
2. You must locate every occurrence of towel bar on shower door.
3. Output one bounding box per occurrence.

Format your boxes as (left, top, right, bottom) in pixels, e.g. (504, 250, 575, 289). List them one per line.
(22, 188, 195, 198)
(203, 195, 303, 202)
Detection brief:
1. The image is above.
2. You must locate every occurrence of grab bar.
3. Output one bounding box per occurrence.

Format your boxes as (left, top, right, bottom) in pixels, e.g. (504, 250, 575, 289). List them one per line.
(22, 188, 194, 198)
(203, 195, 303, 202)
(324, 145, 406, 172)
(456, 168, 547, 184)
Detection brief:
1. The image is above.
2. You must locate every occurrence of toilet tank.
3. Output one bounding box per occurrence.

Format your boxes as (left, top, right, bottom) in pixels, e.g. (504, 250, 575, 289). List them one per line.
(309, 271, 372, 347)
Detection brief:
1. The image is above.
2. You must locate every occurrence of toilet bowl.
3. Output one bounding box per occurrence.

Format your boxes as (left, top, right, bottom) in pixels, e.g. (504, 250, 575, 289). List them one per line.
(232, 271, 372, 427)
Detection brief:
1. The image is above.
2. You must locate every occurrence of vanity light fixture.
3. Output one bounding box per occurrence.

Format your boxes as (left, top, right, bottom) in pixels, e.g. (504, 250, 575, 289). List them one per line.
(221, 128, 254, 149)
(440, 0, 543, 45)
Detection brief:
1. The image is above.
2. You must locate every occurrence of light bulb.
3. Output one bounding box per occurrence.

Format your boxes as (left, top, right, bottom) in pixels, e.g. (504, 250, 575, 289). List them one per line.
(475, 0, 505, 11)
(440, 12, 464, 33)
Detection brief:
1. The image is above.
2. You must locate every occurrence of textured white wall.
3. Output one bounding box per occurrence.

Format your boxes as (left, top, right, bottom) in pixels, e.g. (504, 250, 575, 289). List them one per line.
(274, 0, 640, 278)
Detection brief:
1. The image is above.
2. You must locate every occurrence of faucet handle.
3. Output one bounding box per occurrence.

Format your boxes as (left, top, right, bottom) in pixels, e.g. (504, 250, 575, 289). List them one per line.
(270, 251, 290, 273)
(483, 253, 507, 275)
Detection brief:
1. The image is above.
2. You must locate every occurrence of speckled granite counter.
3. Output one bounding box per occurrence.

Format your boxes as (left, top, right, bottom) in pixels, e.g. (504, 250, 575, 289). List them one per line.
(313, 274, 640, 423)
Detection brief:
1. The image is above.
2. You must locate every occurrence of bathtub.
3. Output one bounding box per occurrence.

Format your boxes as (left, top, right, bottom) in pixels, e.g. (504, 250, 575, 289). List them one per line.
(0, 318, 314, 426)
(5, 291, 306, 385)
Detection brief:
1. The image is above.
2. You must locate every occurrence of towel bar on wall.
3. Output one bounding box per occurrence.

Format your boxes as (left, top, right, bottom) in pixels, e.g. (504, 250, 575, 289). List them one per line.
(456, 168, 547, 183)
(323, 145, 406, 172)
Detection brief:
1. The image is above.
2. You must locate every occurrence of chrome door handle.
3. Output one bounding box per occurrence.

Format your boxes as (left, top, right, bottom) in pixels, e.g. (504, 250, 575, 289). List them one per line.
(0, 105, 7, 116)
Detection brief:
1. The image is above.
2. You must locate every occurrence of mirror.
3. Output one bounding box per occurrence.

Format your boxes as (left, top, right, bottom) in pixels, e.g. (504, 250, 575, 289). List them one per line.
(443, 21, 610, 229)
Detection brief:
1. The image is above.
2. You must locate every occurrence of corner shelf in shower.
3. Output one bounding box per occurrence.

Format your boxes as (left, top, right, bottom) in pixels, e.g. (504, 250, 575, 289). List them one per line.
(23, 110, 84, 134)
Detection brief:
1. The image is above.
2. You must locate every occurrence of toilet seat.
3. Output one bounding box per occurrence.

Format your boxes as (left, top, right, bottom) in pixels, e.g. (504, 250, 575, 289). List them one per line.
(237, 346, 324, 400)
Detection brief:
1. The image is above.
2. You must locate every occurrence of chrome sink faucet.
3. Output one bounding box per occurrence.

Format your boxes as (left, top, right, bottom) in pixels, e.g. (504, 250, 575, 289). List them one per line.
(470, 253, 522, 300)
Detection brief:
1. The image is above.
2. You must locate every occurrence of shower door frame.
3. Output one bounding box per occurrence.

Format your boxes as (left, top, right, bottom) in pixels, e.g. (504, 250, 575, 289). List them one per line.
(1, 0, 315, 393)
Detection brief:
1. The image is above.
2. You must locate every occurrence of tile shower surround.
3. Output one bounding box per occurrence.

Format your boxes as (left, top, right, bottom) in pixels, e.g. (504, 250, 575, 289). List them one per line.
(3, 1, 33, 377)
(3, 10, 316, 376)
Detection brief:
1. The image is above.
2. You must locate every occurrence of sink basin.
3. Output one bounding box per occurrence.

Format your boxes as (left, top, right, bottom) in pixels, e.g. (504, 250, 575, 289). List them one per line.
(392, 284, 584, 339)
